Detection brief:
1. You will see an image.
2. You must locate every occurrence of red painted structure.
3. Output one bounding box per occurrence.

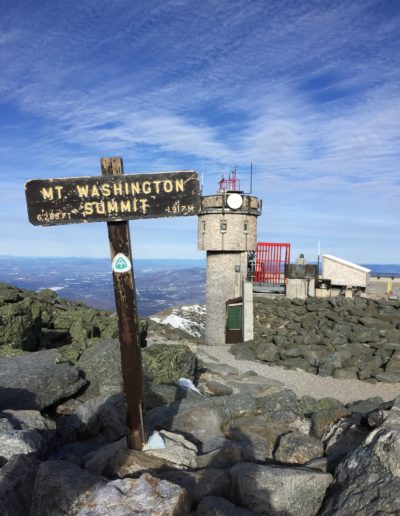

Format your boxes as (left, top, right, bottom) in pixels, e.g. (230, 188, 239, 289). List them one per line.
(219, 169, 240, 192)
(254, 242, 291, 284)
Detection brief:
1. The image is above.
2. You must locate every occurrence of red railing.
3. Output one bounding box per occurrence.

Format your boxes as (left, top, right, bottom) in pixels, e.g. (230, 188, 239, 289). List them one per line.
(254, 242, 291, 283)
(219, 169, 240, 191)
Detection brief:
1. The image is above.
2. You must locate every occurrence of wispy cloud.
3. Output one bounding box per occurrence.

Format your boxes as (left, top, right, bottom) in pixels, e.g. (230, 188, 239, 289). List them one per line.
(0, 0, 399, 260)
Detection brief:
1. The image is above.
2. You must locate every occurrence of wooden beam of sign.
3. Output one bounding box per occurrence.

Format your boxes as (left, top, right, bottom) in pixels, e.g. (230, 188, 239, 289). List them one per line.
(25, 170, 200, 226)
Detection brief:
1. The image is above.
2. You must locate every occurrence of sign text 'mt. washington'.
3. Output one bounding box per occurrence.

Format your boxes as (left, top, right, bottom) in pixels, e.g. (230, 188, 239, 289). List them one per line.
(25, 170, 199, 226)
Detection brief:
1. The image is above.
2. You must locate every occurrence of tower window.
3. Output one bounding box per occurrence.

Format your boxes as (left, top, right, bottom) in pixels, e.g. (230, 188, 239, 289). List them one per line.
(220, 220, 227, 232)
(202, 221, 206, 232)
(244, 221, 248, 232)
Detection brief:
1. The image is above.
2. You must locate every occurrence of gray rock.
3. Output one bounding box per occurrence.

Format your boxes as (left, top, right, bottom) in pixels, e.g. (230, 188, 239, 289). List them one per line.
(30, 460, 106, 515)
(197, 436, 242, 469)
(1, 409, 55, 431)
(305, 455, 344, 474)
(147, 394, 257, 444)
(347, 397, 384, 414)
(77, 473, 189, 516)
(0, 454, 40, 516)
(198, 380, 233, 396)
(256, 389, 300, 416)
(225, 415, 288, 461)
(83, 438, 126, 475)
(230, 343, 256, 360)
(76, 339, 122, 401)
(323, 413, 369, 456)
(254, 342, 279, 362)
(230, 462, 332, 515)
(0, 429, 47, 461)
(51, 441, 104, 466)
(310, 400, 351, 439)
(333, 368, 358, 379)
(195, 496, 253, 516)
(144, 382, 195, 408)
(105, 447, 172, 479)
(58, 393, 127, 443)
(374, 371, 400, 383)
(160, 468, 230, 505)
(0, 349, 86, 410)
(321, 412, 400, 514)
(274, 431, 324, 464)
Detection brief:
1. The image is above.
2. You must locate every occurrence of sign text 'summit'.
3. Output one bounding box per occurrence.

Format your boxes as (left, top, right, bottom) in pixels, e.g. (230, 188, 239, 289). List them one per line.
(25, 171, 200, 226)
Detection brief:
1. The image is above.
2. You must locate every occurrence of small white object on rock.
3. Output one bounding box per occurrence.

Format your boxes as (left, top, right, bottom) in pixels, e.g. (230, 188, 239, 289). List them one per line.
(143, 431, 166, 450)
(144, 429, 198, 468)
(178, 377, 203, 395)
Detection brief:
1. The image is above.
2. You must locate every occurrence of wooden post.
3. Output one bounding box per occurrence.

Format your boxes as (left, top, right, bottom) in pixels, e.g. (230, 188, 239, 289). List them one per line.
(101, 157, 146, 450)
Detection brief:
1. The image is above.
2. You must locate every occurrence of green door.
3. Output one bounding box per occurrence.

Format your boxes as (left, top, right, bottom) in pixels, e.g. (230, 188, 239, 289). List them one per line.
(226, 304, 243, 343)
(227, 304, 242, 330)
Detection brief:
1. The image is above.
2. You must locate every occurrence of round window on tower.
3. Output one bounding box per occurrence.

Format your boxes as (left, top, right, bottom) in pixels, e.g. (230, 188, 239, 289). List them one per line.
(226, 193, 243, 210)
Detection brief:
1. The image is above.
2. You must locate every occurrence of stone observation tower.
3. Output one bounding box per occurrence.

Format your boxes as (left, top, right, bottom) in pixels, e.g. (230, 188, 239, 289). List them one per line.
(198, 170, 262, 345)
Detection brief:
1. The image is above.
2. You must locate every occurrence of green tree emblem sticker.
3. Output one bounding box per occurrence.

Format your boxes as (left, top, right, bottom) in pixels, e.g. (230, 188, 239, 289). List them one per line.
(112, 253, 132, 273)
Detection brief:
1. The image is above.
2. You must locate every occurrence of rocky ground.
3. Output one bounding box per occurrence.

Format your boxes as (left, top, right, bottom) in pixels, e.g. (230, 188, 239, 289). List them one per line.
(233, 296, 400, 383)
(2, 283, 400, 514)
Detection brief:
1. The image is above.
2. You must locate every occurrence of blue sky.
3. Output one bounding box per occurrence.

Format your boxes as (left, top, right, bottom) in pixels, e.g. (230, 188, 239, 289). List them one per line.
(0, 0, 399, 263)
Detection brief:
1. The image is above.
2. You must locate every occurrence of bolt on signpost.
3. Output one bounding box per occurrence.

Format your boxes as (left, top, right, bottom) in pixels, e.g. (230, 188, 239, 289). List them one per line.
(25, 157, 200, 450)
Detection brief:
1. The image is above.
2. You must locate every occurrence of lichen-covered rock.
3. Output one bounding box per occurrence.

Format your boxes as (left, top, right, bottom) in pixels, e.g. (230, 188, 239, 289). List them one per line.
(0, 283, 118, 354)
(142, 343, 196, 385)
(274, 431, 324, 464)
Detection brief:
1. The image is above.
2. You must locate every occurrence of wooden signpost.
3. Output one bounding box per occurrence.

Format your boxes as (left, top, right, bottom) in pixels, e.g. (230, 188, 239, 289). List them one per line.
(25, 157, 200, 450)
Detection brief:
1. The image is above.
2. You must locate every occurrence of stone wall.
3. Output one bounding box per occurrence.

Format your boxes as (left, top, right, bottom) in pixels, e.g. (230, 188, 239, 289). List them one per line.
(246, 296, 400, 383)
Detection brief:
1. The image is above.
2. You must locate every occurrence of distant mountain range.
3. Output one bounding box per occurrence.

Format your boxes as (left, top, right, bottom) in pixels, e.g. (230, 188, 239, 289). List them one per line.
(0, 256, 398, 316)
(0, 256, 205, 316)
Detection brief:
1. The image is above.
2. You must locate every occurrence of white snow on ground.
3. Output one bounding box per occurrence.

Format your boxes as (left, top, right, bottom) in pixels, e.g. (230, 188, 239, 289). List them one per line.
(38, 286, 64, 292)
(150, 305, 205, 338)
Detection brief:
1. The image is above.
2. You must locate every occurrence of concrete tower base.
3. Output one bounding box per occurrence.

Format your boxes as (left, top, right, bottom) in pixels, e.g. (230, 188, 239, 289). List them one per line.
(205, 251, 247, 345)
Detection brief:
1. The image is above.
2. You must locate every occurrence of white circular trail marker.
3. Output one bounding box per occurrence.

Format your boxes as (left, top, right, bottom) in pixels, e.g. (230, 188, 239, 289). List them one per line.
(112, 253, 132, 273)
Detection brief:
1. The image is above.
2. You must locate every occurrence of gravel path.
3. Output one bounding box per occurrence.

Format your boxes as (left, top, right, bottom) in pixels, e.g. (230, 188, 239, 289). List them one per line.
(196, 345, 400, 404)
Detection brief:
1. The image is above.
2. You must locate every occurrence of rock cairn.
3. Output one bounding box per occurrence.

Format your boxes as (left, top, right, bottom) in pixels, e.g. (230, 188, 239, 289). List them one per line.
(232, 296, 400, 383)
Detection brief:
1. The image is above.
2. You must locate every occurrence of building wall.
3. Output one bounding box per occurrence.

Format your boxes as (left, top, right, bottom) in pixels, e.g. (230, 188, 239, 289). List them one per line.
(205, 251, 247, 345)
(198, 213, 257, 251)
(322, 255, 370, 287)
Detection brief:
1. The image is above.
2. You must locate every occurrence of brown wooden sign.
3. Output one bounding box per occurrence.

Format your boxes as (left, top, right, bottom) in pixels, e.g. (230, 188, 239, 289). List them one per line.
(25, 170, 199, 226)
(25, 158, 200, 452)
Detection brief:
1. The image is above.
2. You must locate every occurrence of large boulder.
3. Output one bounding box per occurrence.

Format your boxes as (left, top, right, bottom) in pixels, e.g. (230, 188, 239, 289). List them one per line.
(0, 350, 86, 410)
(76, 339, 122, 400)
(77, 474, 189, 515)
(0, 454, 40, 516)
(230, 462, 332, 515)
(321, 403, 400, 514)
(30, 460, 105, 515)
